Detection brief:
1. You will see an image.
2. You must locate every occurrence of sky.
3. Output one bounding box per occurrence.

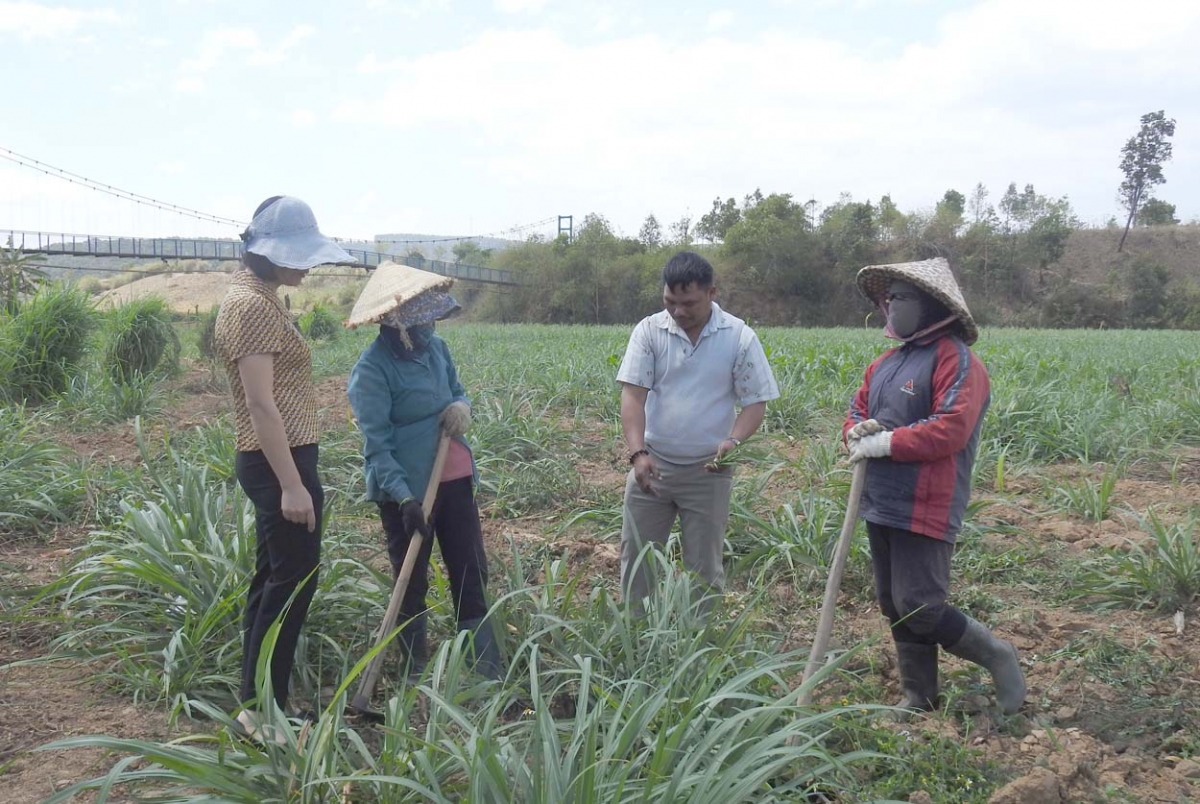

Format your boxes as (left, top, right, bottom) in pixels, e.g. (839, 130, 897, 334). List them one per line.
(1, 0, 1197, 247)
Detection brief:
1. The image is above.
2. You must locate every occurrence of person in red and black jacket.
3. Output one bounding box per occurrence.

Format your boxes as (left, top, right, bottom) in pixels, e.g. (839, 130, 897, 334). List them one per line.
(843, 257, 1026, 717)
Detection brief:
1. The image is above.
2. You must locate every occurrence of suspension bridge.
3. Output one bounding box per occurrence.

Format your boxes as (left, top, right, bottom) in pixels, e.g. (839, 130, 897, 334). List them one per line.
(2, 229, 519, 286)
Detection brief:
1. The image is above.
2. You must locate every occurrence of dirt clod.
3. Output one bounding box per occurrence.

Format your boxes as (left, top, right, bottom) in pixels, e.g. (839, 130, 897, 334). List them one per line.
(987, 767, 1061, 804)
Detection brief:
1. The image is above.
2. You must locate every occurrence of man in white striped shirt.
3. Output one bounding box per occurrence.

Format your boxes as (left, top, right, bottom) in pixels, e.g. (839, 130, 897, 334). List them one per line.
(616, 251, 780, 612)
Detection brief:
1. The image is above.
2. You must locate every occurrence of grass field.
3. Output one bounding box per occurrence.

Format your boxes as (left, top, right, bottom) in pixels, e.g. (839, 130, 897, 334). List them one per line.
(2, 321, 1199, 802)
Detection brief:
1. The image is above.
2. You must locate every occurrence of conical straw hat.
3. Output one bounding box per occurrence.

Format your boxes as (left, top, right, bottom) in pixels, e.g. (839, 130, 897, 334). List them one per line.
(344, 261, 455, 329)
(856, 257, 979, 345)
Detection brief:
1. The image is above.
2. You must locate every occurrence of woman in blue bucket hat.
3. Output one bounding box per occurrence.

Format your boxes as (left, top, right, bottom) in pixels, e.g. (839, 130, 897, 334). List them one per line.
(214, 196, 353, 741)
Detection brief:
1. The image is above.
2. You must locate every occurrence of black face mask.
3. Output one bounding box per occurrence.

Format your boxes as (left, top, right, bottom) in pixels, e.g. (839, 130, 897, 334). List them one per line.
(886, 280, 924, 339)
(380, 322, 435, 359)
(407, 323, 435, 352)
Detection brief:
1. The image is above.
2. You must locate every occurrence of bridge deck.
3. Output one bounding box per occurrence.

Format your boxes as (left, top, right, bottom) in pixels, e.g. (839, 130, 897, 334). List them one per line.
(1, 229, 517, 285)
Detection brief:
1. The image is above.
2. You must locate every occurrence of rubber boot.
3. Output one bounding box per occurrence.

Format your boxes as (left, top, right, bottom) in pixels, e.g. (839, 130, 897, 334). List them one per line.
(398, 613, 428, 681)
(459, 616, 503, 681)
(894, 642, 940, 717)
(944, 616, 1026, 714)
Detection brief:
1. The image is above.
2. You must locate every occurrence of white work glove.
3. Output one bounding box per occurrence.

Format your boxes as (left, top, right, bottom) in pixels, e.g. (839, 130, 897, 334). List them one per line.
(439, 401, 471, 438)
(847, 418, 886, 442)
(848, 431, 892, 463)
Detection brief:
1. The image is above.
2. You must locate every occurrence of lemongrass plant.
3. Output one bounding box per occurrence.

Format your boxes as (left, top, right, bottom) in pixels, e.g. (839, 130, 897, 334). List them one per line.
(42, 556, 894, 804)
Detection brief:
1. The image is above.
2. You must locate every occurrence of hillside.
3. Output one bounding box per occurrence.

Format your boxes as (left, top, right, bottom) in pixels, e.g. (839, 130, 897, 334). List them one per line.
(1056, 224, 1200, 287)
(97, 271, 232, 313)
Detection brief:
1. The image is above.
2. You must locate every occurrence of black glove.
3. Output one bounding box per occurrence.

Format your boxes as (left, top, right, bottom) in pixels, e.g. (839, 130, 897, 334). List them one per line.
(400, 499, 432, 540)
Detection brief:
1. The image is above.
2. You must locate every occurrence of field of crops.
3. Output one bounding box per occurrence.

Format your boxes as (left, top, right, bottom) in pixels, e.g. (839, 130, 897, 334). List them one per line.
(2, 321, 1200, 803)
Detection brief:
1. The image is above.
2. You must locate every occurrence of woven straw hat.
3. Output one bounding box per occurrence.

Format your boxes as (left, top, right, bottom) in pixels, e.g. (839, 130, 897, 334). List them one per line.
(856, 257, 978, 345)
(345, 261, 455, 329)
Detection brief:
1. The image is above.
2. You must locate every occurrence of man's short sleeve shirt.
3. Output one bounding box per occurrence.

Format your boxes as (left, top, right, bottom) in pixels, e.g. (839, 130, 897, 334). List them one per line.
(214, 269, 318, 452)
(616, 303, 779, 463)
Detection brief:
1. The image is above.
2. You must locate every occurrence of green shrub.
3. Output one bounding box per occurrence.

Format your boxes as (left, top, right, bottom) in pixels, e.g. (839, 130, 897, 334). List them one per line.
(103, 296, 180, 383)
(298, 303, 341, 340)
(1126, 257, 1170, 328)
(0, 283, 97, 404)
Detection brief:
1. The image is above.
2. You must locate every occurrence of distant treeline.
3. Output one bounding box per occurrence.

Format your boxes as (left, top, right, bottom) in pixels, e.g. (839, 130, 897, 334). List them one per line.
(455, 186, 1200, 330)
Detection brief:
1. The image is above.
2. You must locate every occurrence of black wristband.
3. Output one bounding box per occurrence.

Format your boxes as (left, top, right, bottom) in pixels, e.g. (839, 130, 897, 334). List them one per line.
(629, 449, 650, 464)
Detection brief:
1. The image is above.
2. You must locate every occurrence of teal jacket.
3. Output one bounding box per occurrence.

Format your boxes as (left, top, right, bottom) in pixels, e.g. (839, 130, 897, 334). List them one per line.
(347, 332, 475, 505)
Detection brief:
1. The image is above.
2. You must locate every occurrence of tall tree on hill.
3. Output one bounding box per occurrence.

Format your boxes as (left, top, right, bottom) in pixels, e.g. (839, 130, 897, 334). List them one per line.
(1117, 110, 1176, 252)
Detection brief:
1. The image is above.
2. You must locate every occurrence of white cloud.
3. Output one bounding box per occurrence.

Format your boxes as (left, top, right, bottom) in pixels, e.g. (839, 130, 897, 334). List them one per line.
(495, 0, 550, 13)
(332, 0, 1200, 227)
(291, 109, 317, 127)
(249, 24, 316, 66)
(110, 76, 156, 95)
(385, 0, 451, 19)
(156, 161, 187, 175)
(0, 2, 120, 39)
(706, 10, 734, 31)
(356, 52, 408, 74)
(174, 76, 205, 93)
(180, 28, 259, 74)
(176, 24, 317, 93)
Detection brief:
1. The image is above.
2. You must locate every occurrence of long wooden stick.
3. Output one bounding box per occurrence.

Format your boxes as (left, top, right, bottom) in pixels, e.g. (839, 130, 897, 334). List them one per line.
(351, 432, 451, 716)
(799, 459, 867, 706)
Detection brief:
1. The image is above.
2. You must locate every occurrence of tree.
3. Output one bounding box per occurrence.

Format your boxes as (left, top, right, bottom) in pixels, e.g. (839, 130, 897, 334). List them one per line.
(968, 183, 991, 225)
(695, 197, 741, 243)
(0, 237, 48, 315)
(819, 195, 877, 272)
(723, 193, 820, 298)
(1118, 110, 1176, 252)
(669, 214, 693, 247)
(926, 189, 966, 250)
(452, 240, 491, 265)
(637, 214, 663, 249)
(1023, 198, 1075, 288)
(1136, 198, 1178, 226)
(877, 194, 907, 242)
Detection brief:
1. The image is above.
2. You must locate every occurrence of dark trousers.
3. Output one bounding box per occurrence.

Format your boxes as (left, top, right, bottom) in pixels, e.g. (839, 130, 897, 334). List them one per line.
(867, 522, 967, 647)
(235, 444, 323, 708)
(378, 477, 488, 626)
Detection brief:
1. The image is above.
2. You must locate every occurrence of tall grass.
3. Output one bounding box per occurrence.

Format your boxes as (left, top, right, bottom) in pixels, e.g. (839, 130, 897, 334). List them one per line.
(45, 449, 255, 707)
(103, 296, 180, 383)
(0, 283, 96, 404)
(298, 303, 341, 340)
(0, 406, 89, 537)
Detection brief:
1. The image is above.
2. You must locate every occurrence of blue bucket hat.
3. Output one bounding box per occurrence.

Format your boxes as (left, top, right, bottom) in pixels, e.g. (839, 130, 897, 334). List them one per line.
(241, 196, 354, 270)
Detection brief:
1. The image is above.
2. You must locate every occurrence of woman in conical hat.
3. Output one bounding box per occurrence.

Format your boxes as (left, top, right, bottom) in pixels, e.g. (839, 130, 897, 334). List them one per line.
(346, 262, 501, 681)
(843, 257, 1025, 717)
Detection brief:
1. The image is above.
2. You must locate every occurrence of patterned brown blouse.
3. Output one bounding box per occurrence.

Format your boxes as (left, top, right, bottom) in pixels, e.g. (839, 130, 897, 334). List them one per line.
(214, 269, 318, 452)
